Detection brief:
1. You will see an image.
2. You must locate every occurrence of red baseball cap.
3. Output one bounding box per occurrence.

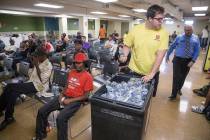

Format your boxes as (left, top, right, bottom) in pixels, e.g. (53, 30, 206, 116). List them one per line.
(74, 53, 87, 62)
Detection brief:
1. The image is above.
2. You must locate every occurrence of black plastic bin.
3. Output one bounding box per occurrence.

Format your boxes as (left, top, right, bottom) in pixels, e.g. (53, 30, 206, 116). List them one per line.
(90, 74, 154, 140)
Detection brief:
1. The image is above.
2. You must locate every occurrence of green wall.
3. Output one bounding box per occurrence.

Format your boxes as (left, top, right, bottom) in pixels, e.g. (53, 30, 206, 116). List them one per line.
(67, 18, 79, 30)
(88, 19, 95, 30)
(0, 14, 44, 32)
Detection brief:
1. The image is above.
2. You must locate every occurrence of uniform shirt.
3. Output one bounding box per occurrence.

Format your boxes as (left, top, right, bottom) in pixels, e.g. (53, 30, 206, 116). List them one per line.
(29, 59, 52, 92)
(166, 34, 200, 61)
(99, 28, 106, 39)
(202, 29, 209, 38)
(124, 23, 169, 75)
(65, 70, 93, 98)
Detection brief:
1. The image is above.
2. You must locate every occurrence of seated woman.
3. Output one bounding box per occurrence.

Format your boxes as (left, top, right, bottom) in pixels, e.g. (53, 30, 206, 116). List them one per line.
(32, 53, 93, 140)
(114, 43, 131, 73)
(104, 34, 117, 56)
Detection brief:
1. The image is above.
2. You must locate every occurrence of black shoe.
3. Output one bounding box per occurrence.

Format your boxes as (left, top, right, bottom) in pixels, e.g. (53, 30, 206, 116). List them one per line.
(168, 95, 176, 100)
(193, 89, 202, 94)
(0, 117, 15, 131)
(178, 90, 182, 96)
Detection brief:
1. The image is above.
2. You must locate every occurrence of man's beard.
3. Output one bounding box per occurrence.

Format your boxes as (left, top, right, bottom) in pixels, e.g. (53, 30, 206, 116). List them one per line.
(75, 66, 84, 72)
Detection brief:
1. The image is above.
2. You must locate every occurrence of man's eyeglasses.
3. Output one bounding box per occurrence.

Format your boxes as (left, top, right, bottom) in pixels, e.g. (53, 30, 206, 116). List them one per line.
(153, 17, 164, 22)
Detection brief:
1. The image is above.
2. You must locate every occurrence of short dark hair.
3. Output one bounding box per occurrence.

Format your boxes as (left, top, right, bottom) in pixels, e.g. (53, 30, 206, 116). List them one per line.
(31, 46, 48, 57)
(146, 4, 164, 19)
(74, 39, 83, 45)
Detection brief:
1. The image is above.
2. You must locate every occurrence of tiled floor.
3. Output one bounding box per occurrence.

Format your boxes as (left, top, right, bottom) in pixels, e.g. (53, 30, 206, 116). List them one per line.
(0, 54, 209, 140)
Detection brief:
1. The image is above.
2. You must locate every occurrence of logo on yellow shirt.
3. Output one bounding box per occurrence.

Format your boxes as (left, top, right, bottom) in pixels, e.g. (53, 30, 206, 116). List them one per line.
(154, 35, 160, 41)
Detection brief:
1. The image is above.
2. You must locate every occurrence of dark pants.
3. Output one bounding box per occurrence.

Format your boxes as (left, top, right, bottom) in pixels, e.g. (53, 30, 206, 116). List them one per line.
(129, 70, 160, 97)
(201, 38, 208, 49)
(171, 56, 191, 97)
(0, 82, 37, 119)
(35, 96, 81, 140)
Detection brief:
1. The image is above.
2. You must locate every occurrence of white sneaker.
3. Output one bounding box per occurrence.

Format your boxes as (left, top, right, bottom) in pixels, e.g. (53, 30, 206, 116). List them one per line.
(192, 105, 205, 114)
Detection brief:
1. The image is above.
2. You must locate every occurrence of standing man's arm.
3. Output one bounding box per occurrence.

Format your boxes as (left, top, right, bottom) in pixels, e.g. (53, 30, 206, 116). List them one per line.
(142, 50, 167, 82)
(143, 32, 169, 82)
(188, 38, 200, 67)
(166, 37, 178, 63)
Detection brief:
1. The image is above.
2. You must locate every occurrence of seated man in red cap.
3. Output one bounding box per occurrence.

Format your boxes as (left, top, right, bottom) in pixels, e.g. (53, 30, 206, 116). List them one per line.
(32, 52, 93, 140)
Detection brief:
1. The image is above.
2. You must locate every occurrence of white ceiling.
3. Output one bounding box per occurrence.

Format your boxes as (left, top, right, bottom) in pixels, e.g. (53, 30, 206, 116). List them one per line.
(0, 0, 209, 21)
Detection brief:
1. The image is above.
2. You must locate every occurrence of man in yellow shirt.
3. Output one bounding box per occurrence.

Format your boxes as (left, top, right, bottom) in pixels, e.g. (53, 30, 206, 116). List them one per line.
(122, 4, 169, 97)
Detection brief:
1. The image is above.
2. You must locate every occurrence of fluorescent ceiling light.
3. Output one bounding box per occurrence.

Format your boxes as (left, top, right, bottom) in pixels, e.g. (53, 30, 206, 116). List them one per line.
(192, 6, 208, 11)
(165, 20, 174, 24)
(88, 17, 99, 19)
(34, 3, 64, 9)
(54, 15, 74, 18)
(0, 10, 32, 15)
(118, 15, 130, 18)
(94, 0, 118, 3)
(91, 11, 107, 15)
(185, 20, 194, 25)
(132, 9, 147, 13)
(194, 13, 206, 16)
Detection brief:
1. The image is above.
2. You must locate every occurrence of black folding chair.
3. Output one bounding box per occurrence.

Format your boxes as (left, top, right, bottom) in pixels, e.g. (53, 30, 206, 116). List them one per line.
(0, 57, 15, 78)
(49, 53, 62, 69)
(2, 61, 30, 86)
(64, 54, 74, 70)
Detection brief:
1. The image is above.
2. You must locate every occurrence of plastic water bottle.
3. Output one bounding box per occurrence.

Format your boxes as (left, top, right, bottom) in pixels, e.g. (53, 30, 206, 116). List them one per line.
(102, 78, 149, 107)
(51, 84, 55, 96)
(51, 83, 59, 96)
(54, 84, 60, 96)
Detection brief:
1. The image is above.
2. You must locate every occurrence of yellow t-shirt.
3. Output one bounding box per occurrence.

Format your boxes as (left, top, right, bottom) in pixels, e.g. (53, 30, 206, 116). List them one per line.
(124, 23, 169, 75)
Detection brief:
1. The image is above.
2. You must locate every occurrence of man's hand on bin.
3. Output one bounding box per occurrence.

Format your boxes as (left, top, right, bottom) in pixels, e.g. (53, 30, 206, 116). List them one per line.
(142, 73, 155, 83)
